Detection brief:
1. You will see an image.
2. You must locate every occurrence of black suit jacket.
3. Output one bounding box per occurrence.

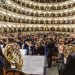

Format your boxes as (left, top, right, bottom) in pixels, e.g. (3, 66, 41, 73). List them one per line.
(35, 46, 45, 55)
(63, 52, 75, 75)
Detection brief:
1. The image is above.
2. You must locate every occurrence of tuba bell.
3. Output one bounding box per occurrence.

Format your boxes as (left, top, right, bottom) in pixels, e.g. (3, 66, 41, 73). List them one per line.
(4, 43, 23, 69)
(64, 44, 75, 58)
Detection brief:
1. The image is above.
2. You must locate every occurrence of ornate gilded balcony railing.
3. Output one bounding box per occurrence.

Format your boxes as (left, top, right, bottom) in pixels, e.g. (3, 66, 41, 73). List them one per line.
(0, 21, 74, 33)
(30, 0, 68, 3)
(0, 21, 75, 28)
(12, 0, 75, 11)
(0, 8, 75, 24)
(0, 0, 75, 32)
(1, 0, 75, 18)
(0, 6, 75, 23)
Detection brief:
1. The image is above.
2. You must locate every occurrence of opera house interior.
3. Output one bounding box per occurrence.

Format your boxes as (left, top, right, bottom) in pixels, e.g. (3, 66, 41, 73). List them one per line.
(0, 0, 75, 75)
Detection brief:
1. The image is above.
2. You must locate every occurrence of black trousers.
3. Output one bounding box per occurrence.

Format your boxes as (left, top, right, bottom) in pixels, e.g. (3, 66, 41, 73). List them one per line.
(47, 56, 52, 68)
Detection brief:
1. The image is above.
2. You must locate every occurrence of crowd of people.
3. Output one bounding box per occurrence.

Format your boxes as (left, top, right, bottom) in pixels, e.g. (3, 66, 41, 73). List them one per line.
(0, 32, 75, 75)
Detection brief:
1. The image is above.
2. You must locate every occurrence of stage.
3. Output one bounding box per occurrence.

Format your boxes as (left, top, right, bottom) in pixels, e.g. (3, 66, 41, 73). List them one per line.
(47, 67, 58, 75)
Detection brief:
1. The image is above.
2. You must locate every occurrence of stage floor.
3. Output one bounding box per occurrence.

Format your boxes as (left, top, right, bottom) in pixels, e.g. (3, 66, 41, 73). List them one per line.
(47, 67, 58, 75)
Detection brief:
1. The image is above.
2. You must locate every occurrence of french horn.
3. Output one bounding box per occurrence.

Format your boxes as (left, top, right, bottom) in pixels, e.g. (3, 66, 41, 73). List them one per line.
(4, 43, 23, 69)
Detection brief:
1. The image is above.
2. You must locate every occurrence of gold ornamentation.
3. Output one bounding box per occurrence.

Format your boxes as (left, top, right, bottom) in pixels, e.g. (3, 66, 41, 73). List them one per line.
(4, 43, 23, 69)
(64, 44, 75, 58)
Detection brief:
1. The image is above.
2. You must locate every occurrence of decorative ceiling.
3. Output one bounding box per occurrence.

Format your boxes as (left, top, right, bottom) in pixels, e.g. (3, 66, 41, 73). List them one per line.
(31, 0, 68, 3)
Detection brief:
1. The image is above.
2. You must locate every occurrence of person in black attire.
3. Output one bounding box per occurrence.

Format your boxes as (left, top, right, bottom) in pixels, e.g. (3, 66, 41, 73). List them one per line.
(23, 38, 34, 55)
(47, 38, 54, 68)
(0, 47, 11, 71)
(0, 58, 6, 75)
(22, 39, 30, 55)
(16, 38, 23, 49)
(47, 38, 58, 68)
(35, 41, 45, 55)
(62, 52, 75, 75)
(36, 45, 45, 55)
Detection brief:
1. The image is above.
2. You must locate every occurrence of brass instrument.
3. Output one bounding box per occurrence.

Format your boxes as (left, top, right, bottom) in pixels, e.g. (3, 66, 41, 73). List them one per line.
(4, 43, 23, 69)
(64, 44, 75, 58)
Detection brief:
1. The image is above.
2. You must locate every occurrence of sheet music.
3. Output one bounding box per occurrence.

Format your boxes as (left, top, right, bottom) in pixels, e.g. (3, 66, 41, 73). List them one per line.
(22, 56, 45, 74)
